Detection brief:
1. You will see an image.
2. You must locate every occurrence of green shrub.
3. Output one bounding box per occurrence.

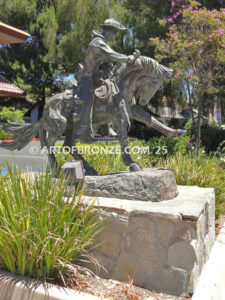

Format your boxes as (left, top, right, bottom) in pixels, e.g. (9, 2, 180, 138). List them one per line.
(185, 119, 225, 153)
(0, 127, 13, 140)
(201, 125, 225, 153)
(156, 152, 225, 217)
(55, 137, 191, 173)
(0, 107, 24, 122)
(143, 136, 190, 165)
(0, 107, 24, 140)
(0, 167, 102, 283)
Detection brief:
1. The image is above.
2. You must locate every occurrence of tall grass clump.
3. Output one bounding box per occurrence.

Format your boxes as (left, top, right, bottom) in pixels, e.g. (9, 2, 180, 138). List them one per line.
(0, 166, 102, 284)
(157, 152, 225, 216)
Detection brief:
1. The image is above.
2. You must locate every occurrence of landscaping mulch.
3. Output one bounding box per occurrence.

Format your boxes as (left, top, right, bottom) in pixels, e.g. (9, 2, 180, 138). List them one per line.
(67, 273, 192, 300)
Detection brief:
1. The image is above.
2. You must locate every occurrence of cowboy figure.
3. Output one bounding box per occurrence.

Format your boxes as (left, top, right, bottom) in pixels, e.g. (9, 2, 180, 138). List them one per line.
(75, 18, 133, 143)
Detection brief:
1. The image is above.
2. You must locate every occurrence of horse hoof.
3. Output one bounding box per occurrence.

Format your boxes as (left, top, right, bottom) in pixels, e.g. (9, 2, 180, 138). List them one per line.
(129, 163, 142, 172)
(177, 129, 186, 137)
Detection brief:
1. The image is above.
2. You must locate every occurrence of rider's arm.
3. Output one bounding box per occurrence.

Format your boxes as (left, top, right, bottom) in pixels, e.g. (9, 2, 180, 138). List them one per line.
(95, 39, 128, 63)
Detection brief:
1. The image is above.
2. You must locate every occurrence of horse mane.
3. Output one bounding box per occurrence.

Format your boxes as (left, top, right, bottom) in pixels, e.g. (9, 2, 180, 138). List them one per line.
(117, 55, 173, 83)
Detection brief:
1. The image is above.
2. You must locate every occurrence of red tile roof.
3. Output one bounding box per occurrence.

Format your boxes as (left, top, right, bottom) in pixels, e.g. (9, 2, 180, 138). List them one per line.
(0, 74, 24, 97)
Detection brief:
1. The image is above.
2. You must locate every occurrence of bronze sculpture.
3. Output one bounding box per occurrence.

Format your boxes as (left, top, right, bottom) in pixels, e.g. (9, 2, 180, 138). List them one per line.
(75, 19, 134, 143)
(0, 19, 185, 175)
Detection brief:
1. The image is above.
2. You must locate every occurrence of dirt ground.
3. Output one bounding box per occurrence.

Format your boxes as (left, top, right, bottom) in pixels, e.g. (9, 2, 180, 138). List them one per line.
(65, 273, 192, 300)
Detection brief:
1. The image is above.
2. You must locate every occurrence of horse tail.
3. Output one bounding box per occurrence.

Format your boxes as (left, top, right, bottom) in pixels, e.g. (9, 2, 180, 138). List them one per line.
(0, 121, 41, 151)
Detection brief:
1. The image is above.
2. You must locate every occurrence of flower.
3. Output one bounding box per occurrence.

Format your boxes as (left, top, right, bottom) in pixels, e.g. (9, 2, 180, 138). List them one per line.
(208, 35, 213, 39)
(171, 1, 176, 7)
(188, 7, 193, 11)
(214, 28, 224, 35)
(167, 17, 173, 22)
(174, 73, 180, 78)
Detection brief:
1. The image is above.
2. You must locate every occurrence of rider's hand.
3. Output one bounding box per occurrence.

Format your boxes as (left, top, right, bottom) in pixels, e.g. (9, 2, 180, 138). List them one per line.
(127, 55, 135, 64)
(127, 49, 140, 64)
(133, 49, 141, 58)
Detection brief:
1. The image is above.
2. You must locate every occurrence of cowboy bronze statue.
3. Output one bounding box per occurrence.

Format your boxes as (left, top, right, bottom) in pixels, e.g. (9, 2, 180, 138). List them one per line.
(0, 18, 185, 175)
(75, 18, 134, 143)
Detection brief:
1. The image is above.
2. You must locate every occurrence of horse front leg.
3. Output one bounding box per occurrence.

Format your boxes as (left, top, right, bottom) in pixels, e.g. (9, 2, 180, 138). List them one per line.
(113, 116, 142, 173)
(131, 105, 186, 137)
(70, 142, 99, 176)
(64, 124, 98, 176)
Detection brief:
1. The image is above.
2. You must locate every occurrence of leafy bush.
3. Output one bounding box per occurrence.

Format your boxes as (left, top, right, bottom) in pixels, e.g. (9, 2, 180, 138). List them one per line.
(55, 137, 191, 173)
(184, 118, 225, 153)
(0, 127, 13, 140)
(0, 107, 24, 122)
(0, 167, 102, 283)
(214, 140, 225, 168)
(201, 125, 225, 153)
(156, 152, 225, 217)
(0, 107, 24, 140)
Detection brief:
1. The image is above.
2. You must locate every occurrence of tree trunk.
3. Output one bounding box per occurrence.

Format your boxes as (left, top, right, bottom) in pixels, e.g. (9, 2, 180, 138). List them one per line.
(38, 86, 46, 119)
(195, 94, 202, 155)
(187, 82, 195, 135)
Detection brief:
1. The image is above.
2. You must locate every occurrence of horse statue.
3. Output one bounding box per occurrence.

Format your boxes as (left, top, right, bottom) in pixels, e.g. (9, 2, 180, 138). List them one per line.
(0, 55, 185, 175)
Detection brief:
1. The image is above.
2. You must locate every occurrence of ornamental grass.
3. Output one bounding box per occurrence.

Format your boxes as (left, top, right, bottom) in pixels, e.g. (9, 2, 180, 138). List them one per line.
(0, 166, 102, 284)
(156, 152, 225, 217)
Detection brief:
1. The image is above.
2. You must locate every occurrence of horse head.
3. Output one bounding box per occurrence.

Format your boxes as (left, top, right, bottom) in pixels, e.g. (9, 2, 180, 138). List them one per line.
(117, 55, 173, 106)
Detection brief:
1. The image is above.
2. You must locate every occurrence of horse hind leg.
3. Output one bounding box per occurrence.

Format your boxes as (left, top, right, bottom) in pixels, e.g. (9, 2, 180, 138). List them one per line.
(41, 128, 61, 174)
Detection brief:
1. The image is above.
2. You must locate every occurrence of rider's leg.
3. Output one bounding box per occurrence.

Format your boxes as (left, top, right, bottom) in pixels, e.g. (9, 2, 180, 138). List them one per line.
(74, 76, 98, 143)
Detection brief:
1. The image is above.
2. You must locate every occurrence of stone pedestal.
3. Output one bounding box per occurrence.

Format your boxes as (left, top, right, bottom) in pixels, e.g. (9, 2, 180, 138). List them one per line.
(82, 186, 215, 296)
(85, 168, 178, 202)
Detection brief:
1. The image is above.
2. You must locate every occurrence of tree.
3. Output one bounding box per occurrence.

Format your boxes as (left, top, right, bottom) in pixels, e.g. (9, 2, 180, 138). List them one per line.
(0, 0, 111, 113)
(56, 0, 109, 74)
(117, 0, 171, 56)
(150, 0, 225, 154)
(0, 0, 59, 114)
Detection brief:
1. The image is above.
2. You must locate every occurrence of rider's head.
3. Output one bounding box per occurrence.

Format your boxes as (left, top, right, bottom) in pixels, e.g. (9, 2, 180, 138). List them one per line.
(100, 19, 127, 43)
